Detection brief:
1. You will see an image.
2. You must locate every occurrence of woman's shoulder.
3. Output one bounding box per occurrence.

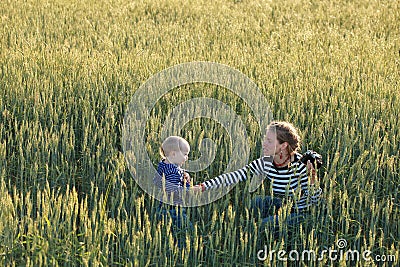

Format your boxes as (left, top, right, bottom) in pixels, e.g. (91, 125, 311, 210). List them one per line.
(293, 153, 302, 163)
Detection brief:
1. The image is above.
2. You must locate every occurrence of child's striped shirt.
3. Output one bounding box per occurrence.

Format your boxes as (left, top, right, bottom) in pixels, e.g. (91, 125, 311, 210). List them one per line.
(154, 160, 190, 205)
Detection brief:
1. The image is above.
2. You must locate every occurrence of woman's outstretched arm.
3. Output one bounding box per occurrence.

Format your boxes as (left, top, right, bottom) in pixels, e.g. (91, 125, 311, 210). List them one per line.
(200, 157, 270, 191)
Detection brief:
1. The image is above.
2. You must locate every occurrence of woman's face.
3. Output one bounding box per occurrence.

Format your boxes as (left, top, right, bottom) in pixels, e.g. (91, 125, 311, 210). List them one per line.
(262, 130, 282, 156)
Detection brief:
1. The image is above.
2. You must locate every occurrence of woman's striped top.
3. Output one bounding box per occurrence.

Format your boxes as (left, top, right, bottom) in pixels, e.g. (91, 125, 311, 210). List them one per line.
(201, 154, 322, 211)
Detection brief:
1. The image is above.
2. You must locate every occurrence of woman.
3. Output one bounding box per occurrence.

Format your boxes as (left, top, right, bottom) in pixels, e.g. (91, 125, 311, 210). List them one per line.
(199, 121, 323, 232)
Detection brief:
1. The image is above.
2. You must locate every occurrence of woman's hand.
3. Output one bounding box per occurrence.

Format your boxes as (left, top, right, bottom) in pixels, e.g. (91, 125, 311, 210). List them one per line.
(191, 185, 202, 193)
(307, 160, 317, 185)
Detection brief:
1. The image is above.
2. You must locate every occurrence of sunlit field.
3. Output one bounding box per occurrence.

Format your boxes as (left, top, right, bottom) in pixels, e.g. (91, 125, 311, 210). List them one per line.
(0, 0, 399, 266)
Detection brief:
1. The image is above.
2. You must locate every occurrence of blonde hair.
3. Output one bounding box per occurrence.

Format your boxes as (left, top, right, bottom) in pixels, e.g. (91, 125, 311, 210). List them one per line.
(267, 121, 301, 154)
(159, 136, 190, 159)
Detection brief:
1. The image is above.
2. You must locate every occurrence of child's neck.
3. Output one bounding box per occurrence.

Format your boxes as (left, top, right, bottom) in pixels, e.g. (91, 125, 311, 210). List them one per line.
(164, 158, 177, 165)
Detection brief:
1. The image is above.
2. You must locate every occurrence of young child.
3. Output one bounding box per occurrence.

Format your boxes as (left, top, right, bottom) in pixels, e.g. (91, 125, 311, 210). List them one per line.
(154, 136, 198, 204)
(153, 136, 199, 248)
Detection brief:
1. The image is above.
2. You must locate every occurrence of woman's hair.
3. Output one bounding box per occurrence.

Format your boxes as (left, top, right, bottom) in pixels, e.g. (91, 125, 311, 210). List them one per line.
(159, 136, 189, 159)
(267, 121, 301, 154)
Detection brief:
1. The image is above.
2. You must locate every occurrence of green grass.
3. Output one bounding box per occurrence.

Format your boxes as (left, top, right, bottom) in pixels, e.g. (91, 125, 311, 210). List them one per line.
(0, 0, 399, 266)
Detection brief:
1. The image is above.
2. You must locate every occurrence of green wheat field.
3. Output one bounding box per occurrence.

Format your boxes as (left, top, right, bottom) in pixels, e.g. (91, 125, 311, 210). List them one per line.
(0, 0, 399, 266)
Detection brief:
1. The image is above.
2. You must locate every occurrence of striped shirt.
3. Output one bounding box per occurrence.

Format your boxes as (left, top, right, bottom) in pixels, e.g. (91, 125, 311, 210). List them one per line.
(201, 154, 322, 211)
(153, 160, 190, 205)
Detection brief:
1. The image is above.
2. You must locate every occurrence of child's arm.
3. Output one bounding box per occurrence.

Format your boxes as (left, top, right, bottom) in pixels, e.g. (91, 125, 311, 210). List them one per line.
(199, 157, 268, 191)
(183, 171, 191, 187)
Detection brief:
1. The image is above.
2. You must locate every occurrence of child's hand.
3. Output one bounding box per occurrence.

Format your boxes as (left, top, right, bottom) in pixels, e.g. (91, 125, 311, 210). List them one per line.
(183, 172, 191, 185)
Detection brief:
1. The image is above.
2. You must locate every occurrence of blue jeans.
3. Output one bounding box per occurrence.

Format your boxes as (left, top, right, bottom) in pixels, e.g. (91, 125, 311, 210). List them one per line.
(251, 196, 306, 236)
(156, 204, 193, 248)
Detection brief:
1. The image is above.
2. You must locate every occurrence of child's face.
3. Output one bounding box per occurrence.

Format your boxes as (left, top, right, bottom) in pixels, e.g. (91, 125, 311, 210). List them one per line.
(169, 143, 190, 166)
